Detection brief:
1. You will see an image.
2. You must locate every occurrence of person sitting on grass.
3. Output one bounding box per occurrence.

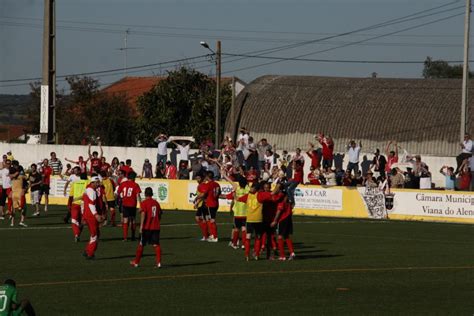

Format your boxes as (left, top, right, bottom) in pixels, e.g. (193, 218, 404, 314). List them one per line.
(0, 279, 36, 316)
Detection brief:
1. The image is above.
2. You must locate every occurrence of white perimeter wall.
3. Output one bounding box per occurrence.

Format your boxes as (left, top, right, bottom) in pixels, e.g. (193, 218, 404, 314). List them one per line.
(0, 143, 456, 187)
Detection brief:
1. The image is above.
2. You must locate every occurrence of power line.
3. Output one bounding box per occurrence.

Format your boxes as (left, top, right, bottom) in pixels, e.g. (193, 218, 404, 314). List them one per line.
(0, 14, 467, 38)
(222, 53, 470, 64)
(0, 55, 208, 83)
(0, 1, 464, 87)
(0, 20, 467, 47)
(224, 12, 464, 74)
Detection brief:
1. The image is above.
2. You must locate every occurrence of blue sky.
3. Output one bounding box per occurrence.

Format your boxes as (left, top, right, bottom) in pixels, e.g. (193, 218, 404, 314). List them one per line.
(0, 0, 469, 94)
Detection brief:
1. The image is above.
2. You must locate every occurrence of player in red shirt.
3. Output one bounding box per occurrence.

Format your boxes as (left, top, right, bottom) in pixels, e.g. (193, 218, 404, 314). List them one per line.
(204, 171, 221, 242)
(36, 159, 52, 215)
(65, 155, 89, 177)
(130, 187, 163, 268)
(82, 176, 105, 259)
(193, 173, 210, 241)
(120, 159, 134, 178)
(100, 157, 111, 175)
(271, 184, 295, 261)
(117, 171, 142, 241)
(261, 182, 279, 259)
(88, 142, 103, 175)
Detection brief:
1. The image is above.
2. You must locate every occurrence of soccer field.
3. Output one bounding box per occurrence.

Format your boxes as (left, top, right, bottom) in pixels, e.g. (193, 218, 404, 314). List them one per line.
(1, 206, 473, 315)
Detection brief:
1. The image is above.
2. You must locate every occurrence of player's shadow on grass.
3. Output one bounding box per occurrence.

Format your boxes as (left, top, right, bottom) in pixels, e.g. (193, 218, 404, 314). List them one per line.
(98, 254, 172, 260)
(165, 261, 220, 268)
(295, 249, 327, 255)
(296, 254, 343, 260)
(293, 242, 332, 250)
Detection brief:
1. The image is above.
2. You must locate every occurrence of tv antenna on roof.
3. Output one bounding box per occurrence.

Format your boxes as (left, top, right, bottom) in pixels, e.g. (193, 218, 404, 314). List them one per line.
(115, 29, 143, 77)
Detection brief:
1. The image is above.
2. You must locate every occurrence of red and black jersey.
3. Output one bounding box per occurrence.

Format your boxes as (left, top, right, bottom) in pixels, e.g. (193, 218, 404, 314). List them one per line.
(120, 165, 133, 178)
(277, 200, 292, 222)
(117, 180, 142, 207)
(205, 180, 221, 208)
(308, 173, 320, 185)
(141, 198, 162, 230)
(90, 158, 102, 174)
(100, 163, 111, 174)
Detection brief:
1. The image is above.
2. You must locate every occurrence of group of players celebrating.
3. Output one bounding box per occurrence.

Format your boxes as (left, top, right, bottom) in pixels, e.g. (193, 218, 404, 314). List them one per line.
(194, 167, 296, 261)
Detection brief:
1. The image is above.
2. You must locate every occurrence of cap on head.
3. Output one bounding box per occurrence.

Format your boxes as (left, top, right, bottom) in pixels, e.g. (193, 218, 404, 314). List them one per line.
(90, 176, 101, 182)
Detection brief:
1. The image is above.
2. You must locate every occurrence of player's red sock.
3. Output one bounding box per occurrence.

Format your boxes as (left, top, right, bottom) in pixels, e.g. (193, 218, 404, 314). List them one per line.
(270, 233, 277, 250)
(123, 223, 128, 240)
(278, 238, 285, 258)
(209, 221, 218, 238)
(260, 233, 267, 251)
(286, 238, 294, 254)
(244, 238, 250, 257)
(154, 245, 162, 264)
(241, 230, 246, 247)
(231, 230, 239, 245)
(72, 223, 81, 237)
(110, 210, 116, 225)
(7, 198, 12, 215)
(198, 220, 208, 238)
(134, 244, 144, 264)
(254, 237, 261, 257)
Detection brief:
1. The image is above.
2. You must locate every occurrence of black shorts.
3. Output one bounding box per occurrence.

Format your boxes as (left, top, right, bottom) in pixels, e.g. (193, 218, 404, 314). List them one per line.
(263, 222, 277, 235)
(208, 206, 218, 219)
(278, 216, 293, 237)
(0, 189, 6, 207)
(246, 222, 264, 237)
(122, 206, 137, 218)
(195, 206, 209, 218)
(140, 230, 160, 246)
(40, 184, 50, 195)
(234, 217, 246, 229)
(107, 201, 115, 209)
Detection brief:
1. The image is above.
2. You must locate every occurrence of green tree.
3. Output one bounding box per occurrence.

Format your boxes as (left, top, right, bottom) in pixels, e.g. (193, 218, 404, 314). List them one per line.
(422, 56, 473, 79)
(27, 76, 135, 146)
(136, 67, 231, 146)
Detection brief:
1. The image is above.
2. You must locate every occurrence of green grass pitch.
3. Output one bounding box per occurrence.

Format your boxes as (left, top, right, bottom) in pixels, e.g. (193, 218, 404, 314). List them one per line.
(1, 206, 473, 315)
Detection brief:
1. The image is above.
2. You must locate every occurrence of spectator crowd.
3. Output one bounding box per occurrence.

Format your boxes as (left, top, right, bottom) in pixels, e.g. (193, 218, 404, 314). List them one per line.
(0, 130, 473, 226)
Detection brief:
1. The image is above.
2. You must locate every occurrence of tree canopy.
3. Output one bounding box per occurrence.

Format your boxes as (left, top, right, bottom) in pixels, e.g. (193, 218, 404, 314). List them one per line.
(27, 76, 136, 146)
(136, 67, 231, 146)
(422, 56, 473, 79)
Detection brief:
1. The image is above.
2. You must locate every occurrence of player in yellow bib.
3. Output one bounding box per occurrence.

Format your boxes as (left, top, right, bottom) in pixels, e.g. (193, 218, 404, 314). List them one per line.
(70, 178, 89, 242)
(100, 171, 117, 226)
(221, 173, 249, 249)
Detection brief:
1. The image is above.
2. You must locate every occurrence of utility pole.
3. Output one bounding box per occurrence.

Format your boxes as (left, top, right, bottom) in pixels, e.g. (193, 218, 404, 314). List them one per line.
(461, 0, 471, 139)
(215, 40, 221, 146)
(40, 0, 56, 144)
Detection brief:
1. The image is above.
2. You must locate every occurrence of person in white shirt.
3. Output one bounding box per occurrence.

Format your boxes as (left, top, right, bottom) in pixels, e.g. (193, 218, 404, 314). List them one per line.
(171, 140, 192, 168)
(456, 133, 473, 174)
(154, 134, 169, 167)
(346, 140, 362, 175)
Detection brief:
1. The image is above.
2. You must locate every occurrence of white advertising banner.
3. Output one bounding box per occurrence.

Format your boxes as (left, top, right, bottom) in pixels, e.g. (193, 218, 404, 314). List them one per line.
(187, 182, 234, 206)
(50, 177, 68, 197)
(40, 85, 49, 134)
(294, 187, 343, 210)
(137, 180, 169, 203)
(391, 191, 474, 219)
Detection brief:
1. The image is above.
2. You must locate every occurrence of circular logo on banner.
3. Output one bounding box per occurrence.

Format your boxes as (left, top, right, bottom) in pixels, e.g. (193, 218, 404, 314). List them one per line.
(158, 185, 168, 201)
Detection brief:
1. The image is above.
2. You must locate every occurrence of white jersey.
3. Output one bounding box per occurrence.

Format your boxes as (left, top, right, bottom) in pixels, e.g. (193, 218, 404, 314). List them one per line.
(1, 168, 11, 189)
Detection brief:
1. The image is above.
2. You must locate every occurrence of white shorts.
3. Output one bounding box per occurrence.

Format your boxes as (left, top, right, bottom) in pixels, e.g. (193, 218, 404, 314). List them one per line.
(31, 190, 40, 204)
